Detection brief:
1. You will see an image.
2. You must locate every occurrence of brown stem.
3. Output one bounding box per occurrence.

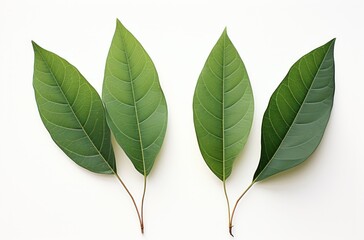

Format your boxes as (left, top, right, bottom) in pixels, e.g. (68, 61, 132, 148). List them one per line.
(223, 181, 233, 236)
(140, 174, 147, 234)
(115, 173, 143, 232)
(229, 182, 255, 236)
(141, 222, 144, 234)
(229, 224, 234, 237)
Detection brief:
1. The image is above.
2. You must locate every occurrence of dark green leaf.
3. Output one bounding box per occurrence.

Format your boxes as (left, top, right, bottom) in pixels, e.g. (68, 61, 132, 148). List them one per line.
(102, 19, 168, 176)
(254, 39, 335, 182)
(193, 29, 254, 181)
(32, 42, 116, 174)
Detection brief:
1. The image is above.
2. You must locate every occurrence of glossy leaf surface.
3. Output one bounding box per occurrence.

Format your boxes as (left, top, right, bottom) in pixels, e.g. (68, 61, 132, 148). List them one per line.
(254, 39, 335, 182)
(193, 29, 254, 181)
(32, 42, 116, 174)
(103, 20, 167, 176)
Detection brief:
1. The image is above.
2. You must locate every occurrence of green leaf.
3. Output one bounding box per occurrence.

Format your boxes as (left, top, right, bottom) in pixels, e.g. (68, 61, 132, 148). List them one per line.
(32, 42, 116, 174)
(254, 39, 335, 182)
(193, 29, 254, 181)
(102, 19, 168, 176)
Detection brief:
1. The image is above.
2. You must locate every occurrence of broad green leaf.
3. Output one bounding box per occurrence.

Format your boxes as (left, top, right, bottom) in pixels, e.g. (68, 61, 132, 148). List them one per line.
(254, 39, 335, 182)
(193, 29, 254, 181)
(102, 19, 167, 176)
(32, 42, 116, 174)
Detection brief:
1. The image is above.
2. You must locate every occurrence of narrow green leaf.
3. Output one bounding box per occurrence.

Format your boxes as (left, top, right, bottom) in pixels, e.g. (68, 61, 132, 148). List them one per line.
(193, 29, 254, 181)
(102, 19, 168, 176)
(32, 42, 116, 174)
(254, 39, 335, 182)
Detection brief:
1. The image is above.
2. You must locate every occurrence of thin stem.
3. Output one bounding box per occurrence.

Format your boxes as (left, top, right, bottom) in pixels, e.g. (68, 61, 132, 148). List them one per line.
(115, 173, 143, 232)
(229, 181, 255, 235)
(223, 181, 233, 236)
(140, 175, 147, 234)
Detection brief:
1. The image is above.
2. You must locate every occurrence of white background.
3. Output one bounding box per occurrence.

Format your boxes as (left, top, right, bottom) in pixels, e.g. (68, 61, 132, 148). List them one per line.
(0, 0, 363, 239)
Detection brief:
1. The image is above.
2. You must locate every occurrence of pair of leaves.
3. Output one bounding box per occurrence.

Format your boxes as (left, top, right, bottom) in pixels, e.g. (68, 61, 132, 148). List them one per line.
(193, 31, 335, 183)
(193, 29, 335, 235)
(33, 19, 167, 177)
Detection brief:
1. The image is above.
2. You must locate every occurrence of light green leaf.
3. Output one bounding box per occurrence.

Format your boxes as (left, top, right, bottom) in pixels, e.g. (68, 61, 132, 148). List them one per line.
(102, 19, 168, 176)
(193, 29, 254, 181)
(254, 39, 335, 182)
(32, 42, 116, 174)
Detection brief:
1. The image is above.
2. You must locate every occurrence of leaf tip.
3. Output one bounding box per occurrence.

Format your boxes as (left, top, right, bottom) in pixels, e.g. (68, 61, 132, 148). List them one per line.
(31, 40, 39, 50)
(327, 37, 336, 44)
(322, 38, 336, 54)
(116, 18, 124, 29)
(330, 38, 336, 46)
(324, 38, 336, 49)
(223, 27, 228, 35)
(220, 27, 228, 40)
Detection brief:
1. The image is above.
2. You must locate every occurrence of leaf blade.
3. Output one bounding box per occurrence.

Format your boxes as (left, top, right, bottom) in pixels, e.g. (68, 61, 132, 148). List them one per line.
(102, 20, 168, 176)
(32, 42, 116, 174)
(254, 39, 335, 182)
(193, 29, 254, 181)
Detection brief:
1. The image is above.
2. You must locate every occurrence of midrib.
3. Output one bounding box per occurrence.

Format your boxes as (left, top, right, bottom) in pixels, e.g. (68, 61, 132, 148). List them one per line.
(222, 34, 226, 181)
(121, 35, 147, 176)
